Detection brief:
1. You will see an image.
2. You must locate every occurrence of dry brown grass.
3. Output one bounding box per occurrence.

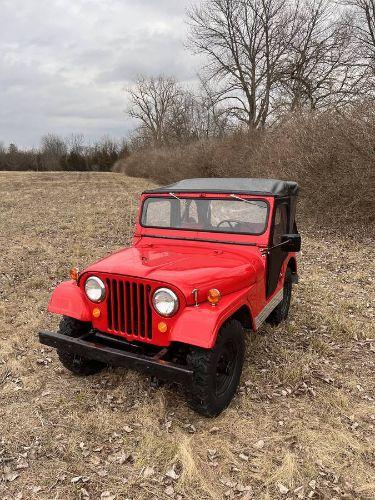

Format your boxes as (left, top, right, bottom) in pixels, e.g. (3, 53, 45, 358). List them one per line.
(1, 172, 374, 500)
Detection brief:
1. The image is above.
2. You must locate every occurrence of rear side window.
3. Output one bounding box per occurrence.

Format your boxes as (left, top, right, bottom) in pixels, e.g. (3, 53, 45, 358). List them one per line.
(273, 204, 288, 245)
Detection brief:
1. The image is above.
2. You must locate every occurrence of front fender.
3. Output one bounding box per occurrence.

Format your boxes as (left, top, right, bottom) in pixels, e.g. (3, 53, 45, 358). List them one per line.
(48, 281, 91, 322)
(169, 286, 255, 349)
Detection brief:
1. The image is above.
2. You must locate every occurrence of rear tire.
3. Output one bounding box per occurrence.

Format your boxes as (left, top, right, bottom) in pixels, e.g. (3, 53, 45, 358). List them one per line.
(57, 316, 106, 376)
(267, 268, 293, 326)
(186, 319, 245, 417)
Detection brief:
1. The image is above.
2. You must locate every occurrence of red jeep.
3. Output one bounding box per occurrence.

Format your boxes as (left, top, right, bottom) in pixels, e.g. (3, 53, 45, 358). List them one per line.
(39, 178, 300, 416)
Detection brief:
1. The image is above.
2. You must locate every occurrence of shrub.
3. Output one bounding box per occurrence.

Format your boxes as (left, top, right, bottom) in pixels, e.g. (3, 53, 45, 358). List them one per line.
(114, 107, 375, 234)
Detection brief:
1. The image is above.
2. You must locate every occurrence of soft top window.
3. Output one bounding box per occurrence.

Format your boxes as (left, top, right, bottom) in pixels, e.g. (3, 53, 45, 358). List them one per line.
(141, 197, 268, 235)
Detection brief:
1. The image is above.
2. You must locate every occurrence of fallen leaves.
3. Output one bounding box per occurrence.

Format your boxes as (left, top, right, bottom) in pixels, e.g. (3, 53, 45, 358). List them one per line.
(96, 469, 108, 478)
(253, 439, 265, 450)
(1, 174, 374, 500)
(100, 492, 116, 500)
(277, 482, 289, 495)
(165, 465, 180, 480)
(14, 454, 29, 471)
(71, 475, 89, 484)
(183, 423, 196, 434)
(142, 466, 155, 478)
(165, 485, 174, 497)
(3, 471, 19, 482)
(220, 478, 253, 498)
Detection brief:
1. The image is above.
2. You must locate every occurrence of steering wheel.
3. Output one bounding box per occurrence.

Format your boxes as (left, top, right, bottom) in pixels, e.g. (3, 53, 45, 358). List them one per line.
(216, 220, 242, 229)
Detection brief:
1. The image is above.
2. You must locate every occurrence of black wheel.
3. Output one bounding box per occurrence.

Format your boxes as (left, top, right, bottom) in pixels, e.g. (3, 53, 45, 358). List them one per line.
(186, 319, 245, 417)
(57, 316, 106, 376)
(267, 268, 293, 326)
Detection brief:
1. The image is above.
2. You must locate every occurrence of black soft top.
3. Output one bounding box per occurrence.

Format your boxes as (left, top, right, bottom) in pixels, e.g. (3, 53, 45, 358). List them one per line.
(143, 178, 299, 197)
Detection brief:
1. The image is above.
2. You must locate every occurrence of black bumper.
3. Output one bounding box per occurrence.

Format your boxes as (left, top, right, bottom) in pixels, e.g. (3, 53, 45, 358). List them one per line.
(38, 331, 193, 386)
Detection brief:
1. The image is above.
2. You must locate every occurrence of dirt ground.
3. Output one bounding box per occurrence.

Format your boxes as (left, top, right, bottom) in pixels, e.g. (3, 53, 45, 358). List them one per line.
(0, 172, 374, 500)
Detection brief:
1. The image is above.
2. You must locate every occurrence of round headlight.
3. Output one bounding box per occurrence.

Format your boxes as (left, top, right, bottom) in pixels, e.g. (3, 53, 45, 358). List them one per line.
(85, 276, 106, 303)
(152, 288, 179, 317)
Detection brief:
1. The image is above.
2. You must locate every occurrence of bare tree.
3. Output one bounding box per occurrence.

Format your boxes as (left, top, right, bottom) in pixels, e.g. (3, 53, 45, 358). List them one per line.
(41, 133, 67, 157)
(188, 0, 371, 125)
(167, 85, 231, 141)
(8, 143, 19, 155)
(192, 80, 233, 137)
(278, 0, 366, 111)
(188, 0, 300, 129)
(40, 133, 68, 170)
(66, 133, 85, 155)
(127, 76, 183, 146)
(127, 75, 230, 146)
(344, 0, 375, 73)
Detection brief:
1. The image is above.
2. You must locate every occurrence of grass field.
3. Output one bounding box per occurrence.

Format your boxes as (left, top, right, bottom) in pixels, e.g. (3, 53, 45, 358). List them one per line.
(0, 172, 374, 500)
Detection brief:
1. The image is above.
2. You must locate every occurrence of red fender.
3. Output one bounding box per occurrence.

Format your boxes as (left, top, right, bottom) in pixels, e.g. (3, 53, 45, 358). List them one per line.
(48, 281, 91, 322)
(169, 286, 255, 349)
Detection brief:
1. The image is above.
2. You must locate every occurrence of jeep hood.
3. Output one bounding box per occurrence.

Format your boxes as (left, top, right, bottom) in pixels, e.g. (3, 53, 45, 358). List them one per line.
(83, 242, 260, 305)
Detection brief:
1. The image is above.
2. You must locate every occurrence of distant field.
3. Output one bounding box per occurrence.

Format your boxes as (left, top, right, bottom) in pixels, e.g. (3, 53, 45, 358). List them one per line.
(0, 172, 374, 500)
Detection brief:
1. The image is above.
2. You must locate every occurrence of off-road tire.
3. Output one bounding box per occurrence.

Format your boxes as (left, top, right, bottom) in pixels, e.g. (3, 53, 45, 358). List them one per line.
(267, 268, 293, 326)
(57, 316, 106, 376)
(186, 319, 245, 417)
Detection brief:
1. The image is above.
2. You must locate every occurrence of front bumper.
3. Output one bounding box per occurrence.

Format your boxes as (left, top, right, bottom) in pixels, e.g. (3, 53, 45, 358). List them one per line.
(38, 330, 193, 386)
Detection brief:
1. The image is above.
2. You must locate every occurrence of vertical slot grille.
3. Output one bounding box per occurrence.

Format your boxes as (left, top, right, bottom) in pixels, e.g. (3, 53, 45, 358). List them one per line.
(106, 278, 153, 339)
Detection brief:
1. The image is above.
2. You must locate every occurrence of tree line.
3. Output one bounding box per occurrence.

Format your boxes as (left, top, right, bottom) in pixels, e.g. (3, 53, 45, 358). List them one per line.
(127, 0, 375, 147)
(0, 135, 129, 172)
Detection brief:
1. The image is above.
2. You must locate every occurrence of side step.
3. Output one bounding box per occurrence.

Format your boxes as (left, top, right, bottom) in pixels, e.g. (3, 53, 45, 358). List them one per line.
(39, 331, 193, 386)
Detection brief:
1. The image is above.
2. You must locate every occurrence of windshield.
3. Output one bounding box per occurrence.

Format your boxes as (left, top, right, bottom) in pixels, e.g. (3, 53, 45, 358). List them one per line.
(141, 197, 268, 235)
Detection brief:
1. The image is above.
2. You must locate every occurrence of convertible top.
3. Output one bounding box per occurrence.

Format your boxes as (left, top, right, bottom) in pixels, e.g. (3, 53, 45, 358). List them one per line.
(143, 178, 299, 197)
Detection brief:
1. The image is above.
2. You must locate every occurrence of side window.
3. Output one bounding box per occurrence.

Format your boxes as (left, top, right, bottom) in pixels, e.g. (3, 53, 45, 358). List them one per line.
(273, 204, 288, 245)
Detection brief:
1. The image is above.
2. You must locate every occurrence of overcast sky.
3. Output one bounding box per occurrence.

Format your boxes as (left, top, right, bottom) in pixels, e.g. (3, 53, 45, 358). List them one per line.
(0, 0, 201, 148)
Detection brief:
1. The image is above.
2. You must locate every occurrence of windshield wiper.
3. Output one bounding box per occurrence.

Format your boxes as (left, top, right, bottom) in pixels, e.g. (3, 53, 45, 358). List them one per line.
(169, 192, 181, 200)
(230, 194, 267, 208)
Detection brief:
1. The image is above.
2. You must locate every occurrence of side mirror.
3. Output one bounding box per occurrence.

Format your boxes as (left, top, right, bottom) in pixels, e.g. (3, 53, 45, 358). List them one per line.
(281, 233, 301, 252)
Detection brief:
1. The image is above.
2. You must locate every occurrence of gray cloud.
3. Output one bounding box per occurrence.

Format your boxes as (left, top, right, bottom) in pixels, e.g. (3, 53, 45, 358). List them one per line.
(0, 0, 200, 147)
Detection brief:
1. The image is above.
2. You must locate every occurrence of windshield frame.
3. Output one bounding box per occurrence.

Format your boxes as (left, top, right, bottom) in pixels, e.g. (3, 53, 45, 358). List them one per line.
(140, 195, 270, 236)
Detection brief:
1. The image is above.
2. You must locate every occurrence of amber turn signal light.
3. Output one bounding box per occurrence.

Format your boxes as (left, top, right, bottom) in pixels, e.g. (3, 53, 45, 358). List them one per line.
(158, 321, 168, 333)
(207, 288, 221, 305)
(70, 266, 79, 281)
(92, 308, 101, 319)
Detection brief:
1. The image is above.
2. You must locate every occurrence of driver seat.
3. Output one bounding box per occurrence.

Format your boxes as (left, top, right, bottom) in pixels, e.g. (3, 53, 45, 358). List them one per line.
(180, 217, 204, 229)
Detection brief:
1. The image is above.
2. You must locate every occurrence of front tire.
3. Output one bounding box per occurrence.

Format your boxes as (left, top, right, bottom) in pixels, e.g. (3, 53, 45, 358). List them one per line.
(186, 319, 245, 417)
(57, 316, 106, 376)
